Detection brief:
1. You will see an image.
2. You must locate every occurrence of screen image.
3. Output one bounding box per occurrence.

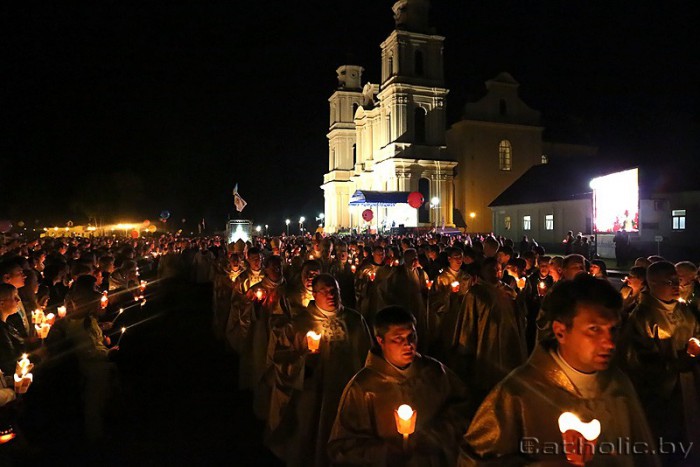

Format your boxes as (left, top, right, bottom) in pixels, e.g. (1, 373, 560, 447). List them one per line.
(226, 220, 252, 244)
(590, 168, 639, 233)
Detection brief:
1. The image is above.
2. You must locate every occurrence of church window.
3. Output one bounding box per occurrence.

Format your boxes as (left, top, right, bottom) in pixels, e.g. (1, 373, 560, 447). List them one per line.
(415, 50, 424, 76)
(352, 143, 357, 165)
(414, 107, 426, 144)
(388, 55, 394, 77)
(523, 215, 531, 231)
(418, 178, 430, 223)
(499, 140, 512, 171)
(504, 216, 511, 230)
(499, 99, 507, 116)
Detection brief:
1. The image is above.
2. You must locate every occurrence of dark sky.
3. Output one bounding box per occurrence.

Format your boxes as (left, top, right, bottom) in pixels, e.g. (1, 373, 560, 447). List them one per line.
(1, 1, 697, 233)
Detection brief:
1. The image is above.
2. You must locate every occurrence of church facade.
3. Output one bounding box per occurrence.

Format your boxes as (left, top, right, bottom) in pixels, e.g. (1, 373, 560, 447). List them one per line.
(322, 0, 560, 234)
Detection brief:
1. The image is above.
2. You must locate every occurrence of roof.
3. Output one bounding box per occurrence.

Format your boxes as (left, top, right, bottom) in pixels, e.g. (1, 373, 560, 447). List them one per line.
(349, 190, 411, 207)
(489, 157, 700, 208)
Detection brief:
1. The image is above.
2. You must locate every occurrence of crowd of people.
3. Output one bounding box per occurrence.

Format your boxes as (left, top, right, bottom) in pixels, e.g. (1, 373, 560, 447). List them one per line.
(0, 230, 699, 466)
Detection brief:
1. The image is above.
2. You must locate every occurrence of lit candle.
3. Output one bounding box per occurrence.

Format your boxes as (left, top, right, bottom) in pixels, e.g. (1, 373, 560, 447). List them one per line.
(110, 308, 125, 325)
(394, 404, 417, 449)
(516, 277, 526, 290)
(309, 254, 314, 260)
(16, 354, 31, 377)
(451, 281, 460, 293)
(13, 372, 33, 395)
(678, 298, 687, 304)
(139, 280, 147, 293)
(350, 265, 356, 273)
(44, 313, 55, 326)
(35, 323, 51, 339)
(254, 288, 265, 301)
(101, 292, 109, 309)
(57, 306, 67, 319)
(306, 330, 322, 353)
(687, 337, 700, 357)
(31, 309, 44, 325)
(425, 279, 433, 289)
(393, 259, 400, 267)
(369, 271, 376, 282)
(538, 281, 548, 297)
(558, 412, 601, 466)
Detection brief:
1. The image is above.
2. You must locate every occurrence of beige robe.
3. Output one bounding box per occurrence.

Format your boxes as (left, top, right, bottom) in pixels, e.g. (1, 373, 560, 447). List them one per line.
(617, 292, 700, 459)
(268, 303, 372, 467)
(460, 344, 660, 467)
(427, 267, 471, 361)
(328, 350, 471, 467)
(451, 279, 527, 405)
(355, 262, 386, 323)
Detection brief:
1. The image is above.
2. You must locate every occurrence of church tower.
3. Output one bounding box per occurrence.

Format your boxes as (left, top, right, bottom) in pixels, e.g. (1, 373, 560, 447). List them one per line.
(321, 66, 364, 232)
(323, 0, 457, 233)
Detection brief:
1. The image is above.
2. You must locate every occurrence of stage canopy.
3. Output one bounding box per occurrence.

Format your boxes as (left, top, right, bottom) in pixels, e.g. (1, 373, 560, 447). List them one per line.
(349, 190, 411, 207)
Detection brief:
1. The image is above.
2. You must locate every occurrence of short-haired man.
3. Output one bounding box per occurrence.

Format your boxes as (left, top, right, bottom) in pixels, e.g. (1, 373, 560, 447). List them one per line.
(329, 306, 470, 466)
(355, 246, 387, 323)
(618, 261, 700, 465)
(269, 274, 371, 467)
(460, 275, 659, 466)
(0, 259, 30, 338)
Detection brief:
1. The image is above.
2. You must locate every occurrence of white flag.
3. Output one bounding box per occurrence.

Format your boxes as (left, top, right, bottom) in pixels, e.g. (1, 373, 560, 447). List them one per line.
(233, 184, 247, 212)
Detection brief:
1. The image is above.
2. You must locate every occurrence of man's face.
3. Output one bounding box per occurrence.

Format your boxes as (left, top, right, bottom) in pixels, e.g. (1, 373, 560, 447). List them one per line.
(265, 261, 282, 282)
(372, 249, 385, 265)
(312, 280, 340, 312)
(337, 249, 348, 263)
(563, 260, 586, 281)
(589, 264, 602, 277)
(248, 253, 262, 271)
(554, 303, 619, 373)
(377, 324, 417, 368)
(3, 266, 25, 289)
(0, 290, 20, 315)
(496, 251, 510, 266)
(538, 262, 550, 277)
(303, 267, 320, 290)
(625, 275, 644, 292)
(448, 252, 463, 271)
(650, 272, 681, 302)
(481, 262, 502, 284)
(677, 268, 697, 291)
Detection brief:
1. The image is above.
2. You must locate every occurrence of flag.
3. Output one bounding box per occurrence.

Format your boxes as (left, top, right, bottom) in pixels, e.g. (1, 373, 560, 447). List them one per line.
(233, 183, 247, 212)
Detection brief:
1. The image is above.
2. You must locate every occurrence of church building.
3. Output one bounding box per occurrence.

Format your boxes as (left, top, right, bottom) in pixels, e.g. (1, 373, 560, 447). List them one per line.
(322, 0, 584, 234)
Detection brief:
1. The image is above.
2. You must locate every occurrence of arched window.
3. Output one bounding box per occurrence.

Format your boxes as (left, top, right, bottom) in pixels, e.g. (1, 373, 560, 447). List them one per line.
(386, 113, 392, 143)
(499, 140, 512, 171)
(414, 50, 424, 76)
(352, 143, 357, 165)
(499, 99, 507, 116)
(388, 55, 394, 77)
(418, 178, 430, 223)
(414, 107, 426, 144)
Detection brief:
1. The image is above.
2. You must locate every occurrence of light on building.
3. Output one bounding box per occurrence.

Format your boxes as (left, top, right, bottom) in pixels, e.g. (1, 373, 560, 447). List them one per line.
(469, 212, 476, 219)
(319, 213, 325, 220)
(299, 216, 305, 224)
(255, 225, 262, 233)
(285, 219, 290, 225)
(431, 197, 440, 206)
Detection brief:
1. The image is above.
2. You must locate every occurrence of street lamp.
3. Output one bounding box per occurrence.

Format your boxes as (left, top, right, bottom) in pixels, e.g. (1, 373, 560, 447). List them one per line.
(430, 197, 440, 228)
(299, 216, 305, 233)
(255, 225, 262, 234)
(285, 219, 290, 236)
(265, 224, 268, 236)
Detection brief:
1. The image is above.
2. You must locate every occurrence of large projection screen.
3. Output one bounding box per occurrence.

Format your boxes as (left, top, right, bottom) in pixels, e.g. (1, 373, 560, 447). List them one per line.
(590, 168, 639, 233)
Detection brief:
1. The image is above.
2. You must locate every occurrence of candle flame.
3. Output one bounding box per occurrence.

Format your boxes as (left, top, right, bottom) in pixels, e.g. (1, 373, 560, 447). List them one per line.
(397, 404, 414, 421)
(558, 412, 601, 441)
(121, 327, 126, 333)
(306, 330, 321, 341)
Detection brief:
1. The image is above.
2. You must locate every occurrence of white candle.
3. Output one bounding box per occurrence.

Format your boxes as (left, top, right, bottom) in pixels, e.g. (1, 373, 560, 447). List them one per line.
(394, 404, 417, 449)
(57, 306, 67, 319)
(451, 281, 460, 293)
(306, 331, 321, 353)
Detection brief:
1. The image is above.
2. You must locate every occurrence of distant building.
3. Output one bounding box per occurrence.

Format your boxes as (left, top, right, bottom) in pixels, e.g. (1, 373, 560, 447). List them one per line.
(489, 159, 700, 260)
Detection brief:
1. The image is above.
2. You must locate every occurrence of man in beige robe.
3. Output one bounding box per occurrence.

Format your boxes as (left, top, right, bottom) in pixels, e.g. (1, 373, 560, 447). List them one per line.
(329, 305, 471, 467)
(355, 246, 387, 324)
(618, 261, 700, 466)
(268, 274, 371, 467)
(460, 274, 660, 467)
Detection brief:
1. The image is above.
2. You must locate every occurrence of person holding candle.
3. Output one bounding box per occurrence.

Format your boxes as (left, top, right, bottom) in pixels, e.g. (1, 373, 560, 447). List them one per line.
(449, 256, 527, 405)
(268, 274, 371, 467)
(355, 246, 388, 324)
(460, 274, 659, 466)
(225, 247, 265, 355)
(0, 285, 26, 380)
(329, 305, 470, 466)
(328, 243, 357, 310)
(428, 247, 474, 360)
(0, 259, 32, 340)
(618, 261, 700, 465)
(619, 266, 646, 318)
(45, 274, 119, 442)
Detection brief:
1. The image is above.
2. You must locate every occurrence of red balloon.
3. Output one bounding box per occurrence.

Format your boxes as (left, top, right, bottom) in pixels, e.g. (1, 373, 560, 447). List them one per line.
(407, 192, 424, 209)
(142, 219, 151, 227)
(130, 230, 140, 239)
(362, 209, 374, 222)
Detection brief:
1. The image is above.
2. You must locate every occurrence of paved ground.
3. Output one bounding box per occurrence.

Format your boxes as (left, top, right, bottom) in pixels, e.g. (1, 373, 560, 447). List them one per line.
(18, 278, 283, 467)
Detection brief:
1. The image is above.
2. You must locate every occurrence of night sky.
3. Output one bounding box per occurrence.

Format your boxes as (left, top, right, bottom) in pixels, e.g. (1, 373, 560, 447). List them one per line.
(1, 1, 697, 233)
